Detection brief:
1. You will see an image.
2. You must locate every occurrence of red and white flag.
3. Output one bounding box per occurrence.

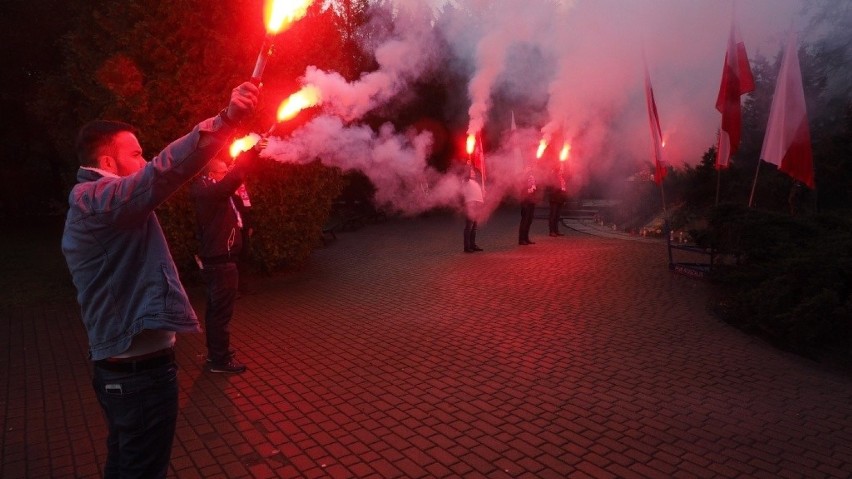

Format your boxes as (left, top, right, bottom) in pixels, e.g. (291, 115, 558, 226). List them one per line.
(644, 64, 667, 186)
(760, 32, 814, 188)
(715, 17, 755, 169)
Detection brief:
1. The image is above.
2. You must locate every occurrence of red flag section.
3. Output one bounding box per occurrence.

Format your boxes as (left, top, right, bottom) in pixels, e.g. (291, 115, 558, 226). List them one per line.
(644, 65, 667, 186)
(760, 32, 814, 188)
(715, 19, 755, 169)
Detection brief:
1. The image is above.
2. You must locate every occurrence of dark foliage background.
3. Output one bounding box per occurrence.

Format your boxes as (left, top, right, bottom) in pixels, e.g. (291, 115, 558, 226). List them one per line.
(704, 205, 851, 361)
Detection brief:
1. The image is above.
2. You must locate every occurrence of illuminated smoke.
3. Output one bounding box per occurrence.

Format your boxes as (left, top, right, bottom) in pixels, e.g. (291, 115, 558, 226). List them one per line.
(264, 116, 464, 215)
(302, 2, 439, 122)
(262, 0, 810, 216)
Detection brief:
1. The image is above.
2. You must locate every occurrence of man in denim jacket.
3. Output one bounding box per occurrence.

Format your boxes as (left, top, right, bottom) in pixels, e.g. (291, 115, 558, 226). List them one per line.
(61, 82, 258, 478)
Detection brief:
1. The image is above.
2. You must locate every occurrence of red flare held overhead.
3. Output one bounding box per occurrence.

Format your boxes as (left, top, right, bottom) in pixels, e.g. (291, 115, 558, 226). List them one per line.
(559, 143, 571, 162)
(276, 85, 322, 122)
(536, 139, 548, 159)
(252, 0, 315, 84)
(265, 0, 314, 34)
(466, 134, 476, 156)
(229, 134, 261, 159)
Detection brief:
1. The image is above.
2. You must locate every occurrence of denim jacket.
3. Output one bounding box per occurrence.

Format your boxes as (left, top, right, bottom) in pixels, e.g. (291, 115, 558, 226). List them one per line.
(62, 115, 235, 360)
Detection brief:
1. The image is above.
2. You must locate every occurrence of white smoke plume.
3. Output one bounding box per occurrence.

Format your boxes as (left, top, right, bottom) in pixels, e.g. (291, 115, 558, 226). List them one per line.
(263, 115, 466, 215)
(261, 0, 813, 217)
(441, 1, 806, 183)
(302, 1, 439, 122)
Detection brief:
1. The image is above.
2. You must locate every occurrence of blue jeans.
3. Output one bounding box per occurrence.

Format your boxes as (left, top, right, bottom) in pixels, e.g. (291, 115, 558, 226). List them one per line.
(93, 362, 178, 479)
(200, 262, 238, 363)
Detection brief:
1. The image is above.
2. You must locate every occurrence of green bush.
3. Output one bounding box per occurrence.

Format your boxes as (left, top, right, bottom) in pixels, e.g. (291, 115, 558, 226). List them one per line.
(706, 204, 852, 360)
(157, 158, 344, 280)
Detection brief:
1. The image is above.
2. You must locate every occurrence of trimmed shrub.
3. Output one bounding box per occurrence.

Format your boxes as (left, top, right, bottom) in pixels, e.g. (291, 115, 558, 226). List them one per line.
(706, 204, 851, 360)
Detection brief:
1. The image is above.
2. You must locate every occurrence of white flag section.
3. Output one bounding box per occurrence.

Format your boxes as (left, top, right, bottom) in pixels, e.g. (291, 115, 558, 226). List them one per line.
(760, 32, 815, 188)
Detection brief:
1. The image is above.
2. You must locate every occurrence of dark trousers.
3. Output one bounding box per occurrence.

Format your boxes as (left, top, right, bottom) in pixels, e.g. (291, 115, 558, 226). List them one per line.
(237, 229, 253, 292)
(463, 201, 482, 251)
(548, 200, 564, 233)
(93, 362, 178, 479)
(519, 201, 535, 242)
(200, 262, 238, 363)
(464, 218, 478, 250)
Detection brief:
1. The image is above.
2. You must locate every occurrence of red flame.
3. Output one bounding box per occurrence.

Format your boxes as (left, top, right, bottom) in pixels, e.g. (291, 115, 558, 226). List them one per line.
(229, 134, 261, 159)
(536, 139, 548, 159)
(466, 134, 476, 156)
(559, 143, 571, 162)
(277, 85, 321, 122)
(264, 0, 314, 34)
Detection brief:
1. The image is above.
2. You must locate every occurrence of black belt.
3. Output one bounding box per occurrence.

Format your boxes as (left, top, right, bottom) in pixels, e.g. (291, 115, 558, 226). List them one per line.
(200, 254, 236, 265)
(94, 348, 175, 373)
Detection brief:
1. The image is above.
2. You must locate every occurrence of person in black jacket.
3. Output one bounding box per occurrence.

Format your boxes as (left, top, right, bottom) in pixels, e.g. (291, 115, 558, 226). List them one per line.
(548, 167, 567, 236)
(191, 145, 262, 373)
(519, 168, 537, 245)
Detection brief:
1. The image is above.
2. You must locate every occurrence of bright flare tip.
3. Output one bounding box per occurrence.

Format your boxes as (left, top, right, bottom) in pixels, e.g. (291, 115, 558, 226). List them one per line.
(466, 134, 476, 155)
(230, 134, 261, 158)
(536, 139, 548, 159)
(277, 85, 322, 122)
(559, 143, 571, 162)
(265, 0, 314, 34)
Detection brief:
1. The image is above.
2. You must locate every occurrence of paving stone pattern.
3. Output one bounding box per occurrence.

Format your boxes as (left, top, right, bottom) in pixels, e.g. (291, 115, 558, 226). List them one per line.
(2, 208, 851, 478)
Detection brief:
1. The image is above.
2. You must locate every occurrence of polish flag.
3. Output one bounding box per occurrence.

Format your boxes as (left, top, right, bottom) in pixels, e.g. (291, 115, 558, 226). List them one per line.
(760, 32, 814, 188)
(644, 64, 667, 186)
(715, 18, 755, 169)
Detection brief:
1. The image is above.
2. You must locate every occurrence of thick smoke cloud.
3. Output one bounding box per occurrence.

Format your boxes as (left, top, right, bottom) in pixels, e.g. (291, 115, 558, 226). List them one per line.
(262, 0, 809, 216)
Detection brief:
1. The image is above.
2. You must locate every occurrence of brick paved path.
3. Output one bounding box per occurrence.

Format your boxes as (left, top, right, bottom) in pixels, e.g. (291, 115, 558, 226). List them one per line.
(2, 207, 851, 478)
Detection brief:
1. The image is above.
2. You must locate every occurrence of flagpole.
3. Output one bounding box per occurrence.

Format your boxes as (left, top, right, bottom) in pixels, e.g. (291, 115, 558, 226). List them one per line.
(715, 168, 721, 206)
(748, 159, 761, 207)
(715, 130, 722, 206)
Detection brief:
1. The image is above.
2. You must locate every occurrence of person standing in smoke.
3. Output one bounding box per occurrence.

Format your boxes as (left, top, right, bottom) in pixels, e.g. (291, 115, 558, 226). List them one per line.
(462, 163, 485, 253)
(191, 143, 264, 374)
(519, 167, 537, 245)
(548, 167, 567, 236)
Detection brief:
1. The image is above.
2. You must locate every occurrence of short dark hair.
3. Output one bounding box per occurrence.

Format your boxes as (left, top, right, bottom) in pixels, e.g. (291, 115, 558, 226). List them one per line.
(76, 120, 137, 167)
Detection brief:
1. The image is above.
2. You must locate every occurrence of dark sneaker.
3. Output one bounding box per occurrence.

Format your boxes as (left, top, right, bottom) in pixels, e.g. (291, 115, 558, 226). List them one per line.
(208, 358, 246, 374)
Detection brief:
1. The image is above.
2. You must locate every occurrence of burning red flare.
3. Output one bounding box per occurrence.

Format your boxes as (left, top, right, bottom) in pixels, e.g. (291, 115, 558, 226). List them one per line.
(277, 85, 321, 122)
(536, 139, 548, 159)
(229, 134, 261, 159)
(559, 143, 571, 162)
(265, 0, 314, 34)
(252, 0, 315, 83)
(466, 134, 476, 156)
